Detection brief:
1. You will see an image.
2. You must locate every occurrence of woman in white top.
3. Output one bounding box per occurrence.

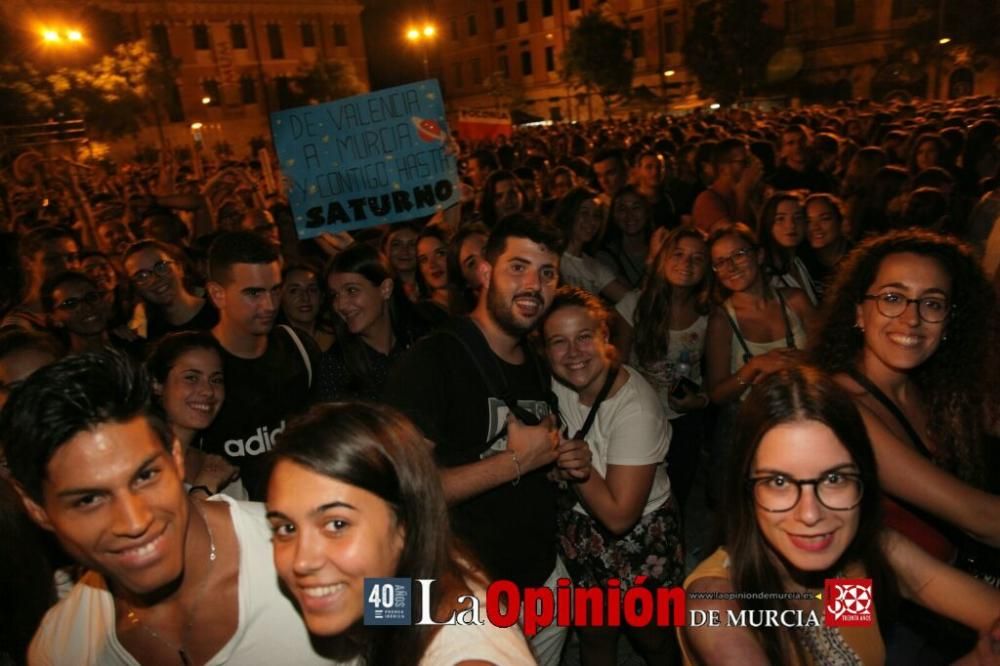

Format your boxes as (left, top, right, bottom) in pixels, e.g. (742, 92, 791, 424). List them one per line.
(266, 402, 535, 666)
(758, 192, 819, 306)
(705, 223, 814, 407)
(616, 227, 713, 509)
(552, 187, 629, 303)
(541, 287, 683, 666)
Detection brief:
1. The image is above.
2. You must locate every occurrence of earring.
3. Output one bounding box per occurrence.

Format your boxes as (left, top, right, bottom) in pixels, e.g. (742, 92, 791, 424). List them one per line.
(942, 333, 948, 342)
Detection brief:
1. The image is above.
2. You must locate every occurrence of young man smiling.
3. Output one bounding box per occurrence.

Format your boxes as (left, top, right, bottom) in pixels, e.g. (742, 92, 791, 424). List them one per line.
(0, 350, 332, 665)
(385, 214, 591, 666)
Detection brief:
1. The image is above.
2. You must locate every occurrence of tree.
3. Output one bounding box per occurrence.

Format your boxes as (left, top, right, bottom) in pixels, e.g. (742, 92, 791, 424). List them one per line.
(683, 0, 782, 104)
(296, 60, 365, 105)
(482, 71, 526, 111)
(561, 8, 633, 118)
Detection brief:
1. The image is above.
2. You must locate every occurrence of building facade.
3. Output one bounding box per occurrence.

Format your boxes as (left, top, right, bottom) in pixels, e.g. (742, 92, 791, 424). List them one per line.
(430, 0, 997, 119)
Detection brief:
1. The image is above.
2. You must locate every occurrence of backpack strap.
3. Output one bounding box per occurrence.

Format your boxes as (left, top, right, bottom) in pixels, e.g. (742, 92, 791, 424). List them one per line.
(279, 324, 312, 389)
(436, 318, 557, 445)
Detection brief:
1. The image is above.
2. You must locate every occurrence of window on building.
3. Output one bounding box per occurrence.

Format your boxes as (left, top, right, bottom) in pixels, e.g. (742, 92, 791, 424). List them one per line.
(202, 80, 221, 106)
(472, 58, 483, 84)
(468, 14, 478, 36)
(517, 1, 528, 23)
(301, 23, 316, 47)
(150, 24, 171, 57)
(834, 0, 855, 26)
(495, 6, 505, 29)
(333, 23, 348, 47)
(453, 63, 463, 89)
(166, 81, 184, 122)
(543, 0, 553, 18)
(891, 0, 918, 19)
(240, 76, 257, 104)
(629, 22, 644, 58)
(663, 21, 679, 52)
(193, 24, 210, 51)
(229, 23, 247, 49)
(521, 50, 533, 76)
(785, 0, 800, 30)
(267, 24, 284, 59)
(569, 0, 581, 11)
(545, 46, 555, 72)
(499, 54, 509, 77)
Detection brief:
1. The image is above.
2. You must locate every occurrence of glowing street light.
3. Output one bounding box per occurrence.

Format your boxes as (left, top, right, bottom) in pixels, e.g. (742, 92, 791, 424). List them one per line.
(938, 37, 951, 45)
(710, 103, 721, 110)
(404, 23, 437, 78)
(67, 29, 83, 42)
(201, 96, 212, 105)
(663, 69, 676, 77)
(42, 29, 62, 43)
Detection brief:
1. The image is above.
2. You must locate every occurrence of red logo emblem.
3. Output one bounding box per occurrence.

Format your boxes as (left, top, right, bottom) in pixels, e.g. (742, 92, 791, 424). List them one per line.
(824, 578, 873, 627)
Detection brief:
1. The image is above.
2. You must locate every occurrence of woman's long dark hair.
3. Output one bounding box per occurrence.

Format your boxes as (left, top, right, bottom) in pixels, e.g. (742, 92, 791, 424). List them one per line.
(413, 225, 451, 303)
(723, 366, 897, 665)
(480, 170, 525, 228)
(633, 228, 712, 369)
(267, 402, 483, 666)
(810, 229, 998, 485)
(325, 244, 424, 397)
(445, 223, 488, 315)
(757, 191, 806, 278)
(550, 186, 603, 256)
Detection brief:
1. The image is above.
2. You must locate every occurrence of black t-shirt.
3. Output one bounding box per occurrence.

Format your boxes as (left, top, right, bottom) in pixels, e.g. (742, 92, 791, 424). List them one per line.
(382, 323, 558, 588)
(145, 299, 219, 343)
(201, 325, 318, 499)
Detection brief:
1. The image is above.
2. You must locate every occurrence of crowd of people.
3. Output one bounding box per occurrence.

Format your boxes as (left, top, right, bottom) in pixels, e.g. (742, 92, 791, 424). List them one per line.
(2, 94, 1000, 665)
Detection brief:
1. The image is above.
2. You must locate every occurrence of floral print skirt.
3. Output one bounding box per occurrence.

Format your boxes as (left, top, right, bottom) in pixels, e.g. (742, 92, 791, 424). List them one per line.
(557, 494, 685, 591)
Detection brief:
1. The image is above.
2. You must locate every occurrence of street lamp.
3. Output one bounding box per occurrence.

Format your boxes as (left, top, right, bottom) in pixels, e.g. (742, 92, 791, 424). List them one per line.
(405, 23, 437, 79)
(663, 69, 676, 77)
(938, 37, 951, 45)
(42, 29, 61, 43)
(202, 96, 212, 105)
(67, 30, 83, 42)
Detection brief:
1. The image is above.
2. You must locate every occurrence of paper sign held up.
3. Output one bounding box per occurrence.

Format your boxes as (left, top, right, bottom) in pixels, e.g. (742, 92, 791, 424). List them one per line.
(270, 79, 459, 239)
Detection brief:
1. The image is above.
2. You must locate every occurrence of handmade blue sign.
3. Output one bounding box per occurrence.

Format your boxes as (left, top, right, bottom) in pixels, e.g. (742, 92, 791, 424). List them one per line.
(271, 80, 459, 239)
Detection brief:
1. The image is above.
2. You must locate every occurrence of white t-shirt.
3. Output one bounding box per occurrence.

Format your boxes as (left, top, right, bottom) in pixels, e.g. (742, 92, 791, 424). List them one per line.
(552, 366, 672, 517)
(616, 290, 708, 420)
(559, 252, 617, 296)
(29, 496, 342, 666)
(419, 582, 536, 665)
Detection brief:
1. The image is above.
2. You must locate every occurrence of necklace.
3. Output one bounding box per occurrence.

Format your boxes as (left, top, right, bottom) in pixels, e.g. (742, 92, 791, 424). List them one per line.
(123, 500, 217, 666)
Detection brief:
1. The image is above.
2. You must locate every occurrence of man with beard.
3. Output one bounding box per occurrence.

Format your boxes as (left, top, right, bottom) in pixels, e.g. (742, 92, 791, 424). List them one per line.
(200, 232, 318, 500)
(384, 214, 590, 666)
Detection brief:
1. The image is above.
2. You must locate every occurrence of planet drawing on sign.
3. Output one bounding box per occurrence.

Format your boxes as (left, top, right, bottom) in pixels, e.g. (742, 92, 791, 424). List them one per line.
(412, 116, 444, 143)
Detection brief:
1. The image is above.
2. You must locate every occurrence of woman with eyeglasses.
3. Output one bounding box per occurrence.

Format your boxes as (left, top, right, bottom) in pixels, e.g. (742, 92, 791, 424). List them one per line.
(812, 229, 1000, 563)
(705, 223, 814, 408)
(680, 367, 1000, 665)
(122, 240, 218, 343)
(40, 271, 144, 359)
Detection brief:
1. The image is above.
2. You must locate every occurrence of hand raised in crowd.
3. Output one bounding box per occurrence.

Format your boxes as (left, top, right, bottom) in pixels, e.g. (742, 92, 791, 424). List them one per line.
(555, 434, 592, 483)
(506, 413, 559, 474)
(315, 230, 355, 257)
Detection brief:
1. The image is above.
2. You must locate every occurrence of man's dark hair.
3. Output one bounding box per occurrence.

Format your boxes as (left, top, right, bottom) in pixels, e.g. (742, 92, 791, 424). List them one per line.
(40, 271, 99, 313)
(20, 226, 78, 259)
(208, 231, 280, 284)
(469, 149, 498, 172)
(0, 350, 171, 502)
(591, 147, 626, 169)
(711, 138, 746, 172)
(482, 213, 563, 265)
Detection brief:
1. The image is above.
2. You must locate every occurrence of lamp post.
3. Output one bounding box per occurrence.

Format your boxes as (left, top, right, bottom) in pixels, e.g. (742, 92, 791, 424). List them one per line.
(405, 23, 437, 79)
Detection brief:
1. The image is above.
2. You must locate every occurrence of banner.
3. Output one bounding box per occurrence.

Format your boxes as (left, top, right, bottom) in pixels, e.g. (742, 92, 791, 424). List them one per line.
(456, 108, 512, 142)
(271, 80, 459, 239)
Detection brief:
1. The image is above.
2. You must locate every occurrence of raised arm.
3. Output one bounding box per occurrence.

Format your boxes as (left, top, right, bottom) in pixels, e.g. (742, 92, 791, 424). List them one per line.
(857, 401, 1000, 548)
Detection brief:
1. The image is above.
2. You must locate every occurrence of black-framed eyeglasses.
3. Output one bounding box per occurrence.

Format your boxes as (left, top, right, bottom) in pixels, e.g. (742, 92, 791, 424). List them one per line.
(862, 292, 951, 324)
(56, 290, 105, 312)
(749, 472, 864, 512)
(130, 260, 174, 285)
(711, 247, 755, 273)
